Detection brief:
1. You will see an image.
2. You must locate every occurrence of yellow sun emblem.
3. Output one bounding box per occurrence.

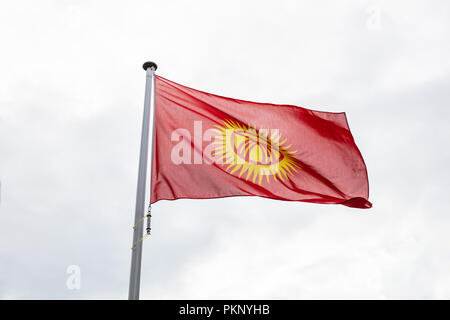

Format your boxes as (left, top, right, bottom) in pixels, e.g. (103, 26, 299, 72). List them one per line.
(211, 119, 301, 185)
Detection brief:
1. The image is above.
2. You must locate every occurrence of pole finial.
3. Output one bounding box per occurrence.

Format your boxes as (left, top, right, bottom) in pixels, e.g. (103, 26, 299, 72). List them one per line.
(143, 61, 157, 71)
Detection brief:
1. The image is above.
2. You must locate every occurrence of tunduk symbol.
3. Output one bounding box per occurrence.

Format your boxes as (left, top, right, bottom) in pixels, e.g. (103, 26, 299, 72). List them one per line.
(212, 120, 301, 185)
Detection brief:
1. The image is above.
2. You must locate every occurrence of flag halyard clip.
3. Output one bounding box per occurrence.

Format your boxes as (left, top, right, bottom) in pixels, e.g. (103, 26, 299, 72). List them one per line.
(146, 205, 152, 235)
(131, 205, 152, 250)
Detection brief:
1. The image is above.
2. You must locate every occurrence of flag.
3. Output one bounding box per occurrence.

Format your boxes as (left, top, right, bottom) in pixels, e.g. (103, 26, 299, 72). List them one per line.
(150, 76, 371, 209)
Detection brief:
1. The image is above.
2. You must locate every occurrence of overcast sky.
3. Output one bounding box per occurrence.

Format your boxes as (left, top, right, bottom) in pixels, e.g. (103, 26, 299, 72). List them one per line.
(1, 0, 450, 299)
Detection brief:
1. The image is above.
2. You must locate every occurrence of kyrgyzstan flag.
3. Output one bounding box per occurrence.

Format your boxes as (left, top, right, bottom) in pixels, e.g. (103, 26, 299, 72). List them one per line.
(150, 76, 371, 209)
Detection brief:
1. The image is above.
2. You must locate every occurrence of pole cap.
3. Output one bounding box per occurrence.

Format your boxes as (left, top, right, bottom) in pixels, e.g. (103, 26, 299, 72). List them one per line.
(143, 61, 158, 71)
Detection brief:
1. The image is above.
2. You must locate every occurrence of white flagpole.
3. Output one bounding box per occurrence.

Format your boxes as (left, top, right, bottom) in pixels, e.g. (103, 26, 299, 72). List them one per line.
(128, 61, 157, 300)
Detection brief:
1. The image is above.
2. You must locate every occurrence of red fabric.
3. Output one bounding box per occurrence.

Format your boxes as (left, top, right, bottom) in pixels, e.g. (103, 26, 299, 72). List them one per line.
(150, 75, 371, 209)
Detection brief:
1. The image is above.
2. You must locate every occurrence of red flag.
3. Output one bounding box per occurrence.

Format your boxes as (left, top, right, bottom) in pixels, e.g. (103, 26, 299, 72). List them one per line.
(150, 76, 371, 209)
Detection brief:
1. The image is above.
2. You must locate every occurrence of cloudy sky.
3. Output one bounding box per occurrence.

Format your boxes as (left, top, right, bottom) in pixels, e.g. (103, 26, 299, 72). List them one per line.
(1, 0, 450, 299)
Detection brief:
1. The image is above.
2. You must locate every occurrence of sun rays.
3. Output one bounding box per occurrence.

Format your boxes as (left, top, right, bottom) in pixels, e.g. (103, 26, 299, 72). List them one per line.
(210, 119, 301, 185)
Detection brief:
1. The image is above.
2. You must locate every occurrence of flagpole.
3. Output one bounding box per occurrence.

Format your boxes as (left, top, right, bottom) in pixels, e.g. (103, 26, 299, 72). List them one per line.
(128, 61, 157, 300)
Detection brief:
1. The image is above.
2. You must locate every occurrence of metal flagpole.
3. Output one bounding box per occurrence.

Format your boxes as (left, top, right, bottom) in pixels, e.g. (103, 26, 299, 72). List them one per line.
(128, 61, 158, 300)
